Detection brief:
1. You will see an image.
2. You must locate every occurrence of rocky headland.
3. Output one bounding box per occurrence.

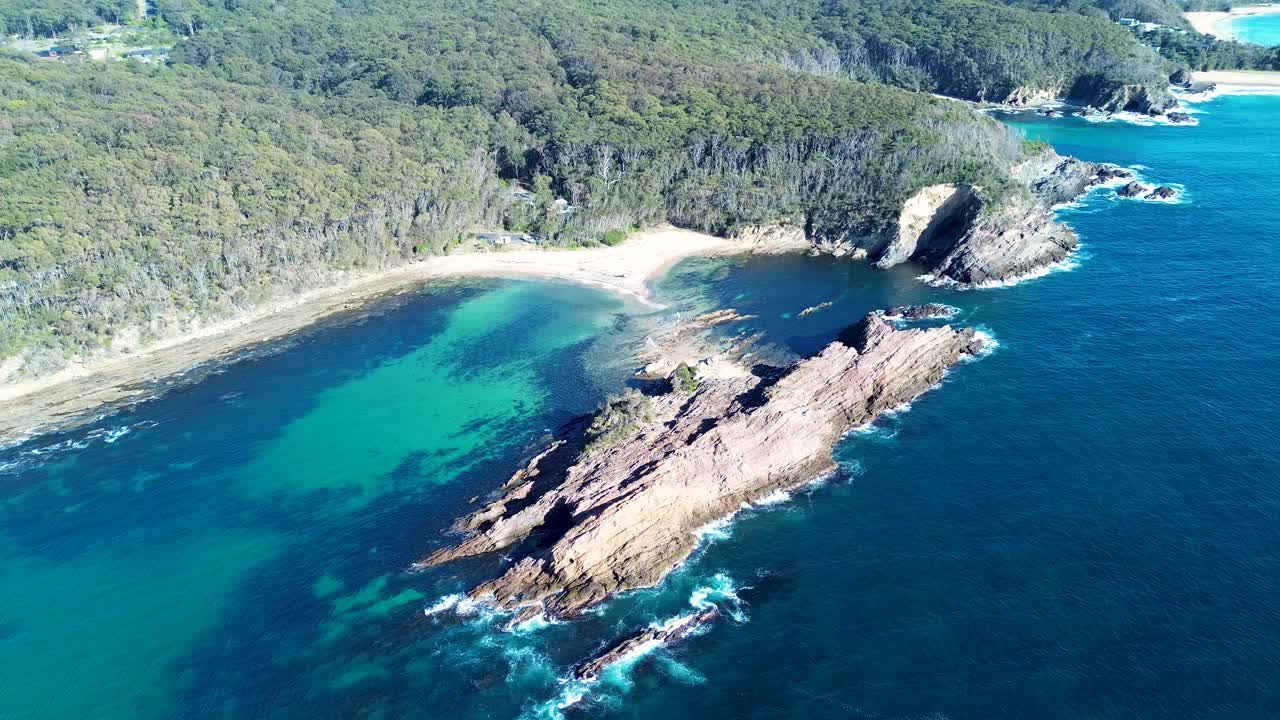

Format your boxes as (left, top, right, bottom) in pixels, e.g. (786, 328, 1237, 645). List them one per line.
(418, 308, 984, 625)
(810, 151, 1126, 287)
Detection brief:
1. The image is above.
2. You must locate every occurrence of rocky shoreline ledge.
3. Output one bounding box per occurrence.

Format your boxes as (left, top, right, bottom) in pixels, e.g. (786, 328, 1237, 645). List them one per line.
(806, 151, 1128, 287)
(418, 308, 984, 630)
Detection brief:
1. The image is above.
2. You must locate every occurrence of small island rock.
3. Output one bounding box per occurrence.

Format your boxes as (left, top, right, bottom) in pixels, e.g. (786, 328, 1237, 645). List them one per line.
(1118, 181, 1150, 198)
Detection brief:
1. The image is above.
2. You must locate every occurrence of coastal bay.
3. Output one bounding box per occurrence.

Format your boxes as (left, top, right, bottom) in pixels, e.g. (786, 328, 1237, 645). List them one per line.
(1185, 4, 1280, 38)
(4, 90, 1280, 719)
(0, 228, 790, 442)
(7, 0, 1280, 716)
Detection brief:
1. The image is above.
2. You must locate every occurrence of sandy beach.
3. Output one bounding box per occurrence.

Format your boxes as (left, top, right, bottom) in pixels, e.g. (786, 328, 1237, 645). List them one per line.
(0, 226, 803, 442)
(1185, 4, 1280, 38)
(1192, 69, 1280, 89)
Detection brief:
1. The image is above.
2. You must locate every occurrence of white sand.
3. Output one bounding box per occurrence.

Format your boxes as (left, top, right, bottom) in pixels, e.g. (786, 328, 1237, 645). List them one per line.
(0, 226, 805, 440)
(1191, 69, 1280, 89)
(1185, 4, 1280, 38)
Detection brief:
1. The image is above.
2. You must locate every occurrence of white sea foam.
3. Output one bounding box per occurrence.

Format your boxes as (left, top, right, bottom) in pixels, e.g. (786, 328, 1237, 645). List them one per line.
(509, 610, 560, 635)
(656, 656, 707, 685)
(103, 426, 131, 443)
(755, 489, 791, 506)
(967, 329, 1000, 361)
(691, 516, 734, 543)
(689, 572, 746, 622)
(1177, 84, 1280, 105)
(838, 458, 866, 477)
(882, 304, 960, 322)
(918, 251, 1080, 291)
(422, 593, 495, 620)
(1077, 109, 1198, 127)
(423, 593, 465, 616)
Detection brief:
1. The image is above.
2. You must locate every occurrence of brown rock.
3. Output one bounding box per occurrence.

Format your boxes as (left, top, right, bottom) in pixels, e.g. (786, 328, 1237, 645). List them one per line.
(574, 607, 718, 682)
(416, 312, 984, 617)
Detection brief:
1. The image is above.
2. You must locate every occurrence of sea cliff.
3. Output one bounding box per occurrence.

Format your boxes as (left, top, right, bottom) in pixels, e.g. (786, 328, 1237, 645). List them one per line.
(812, 151, 1128, 286)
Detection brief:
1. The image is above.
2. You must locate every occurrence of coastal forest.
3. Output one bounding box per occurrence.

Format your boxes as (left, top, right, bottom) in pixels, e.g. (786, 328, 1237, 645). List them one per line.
(0, 0, 1213, 373)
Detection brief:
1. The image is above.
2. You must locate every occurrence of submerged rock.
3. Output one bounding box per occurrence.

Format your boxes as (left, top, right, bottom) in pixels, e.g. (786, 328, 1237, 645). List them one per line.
(883, 304, 957, 321)
(417, 312, 983, 618)
(1118, 181, 1150, 198)
(797, 301, 834, 317)
(574, 607, 718, 682)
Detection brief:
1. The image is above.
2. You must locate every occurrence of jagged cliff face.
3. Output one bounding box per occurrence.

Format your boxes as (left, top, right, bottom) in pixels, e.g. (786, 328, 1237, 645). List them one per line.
(810, 151, 1122, 286)
(420, 311, 983, 618)
(874, 184, 982, 269)
(1068, 75, 1178, 115)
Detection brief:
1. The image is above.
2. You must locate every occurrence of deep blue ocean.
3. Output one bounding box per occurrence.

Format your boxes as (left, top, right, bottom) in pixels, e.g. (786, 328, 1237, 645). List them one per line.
(3, 93, 1280, 720)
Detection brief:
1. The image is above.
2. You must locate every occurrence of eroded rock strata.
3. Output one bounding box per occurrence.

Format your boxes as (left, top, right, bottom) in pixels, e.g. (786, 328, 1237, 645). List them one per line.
(574, 608, 719, 682)
(811, 152, 1125, 287)
(418, 310, 983, 618)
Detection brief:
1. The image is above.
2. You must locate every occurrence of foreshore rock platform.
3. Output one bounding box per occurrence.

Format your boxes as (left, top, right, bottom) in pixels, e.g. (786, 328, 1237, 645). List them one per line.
(417, 309, 984, 620)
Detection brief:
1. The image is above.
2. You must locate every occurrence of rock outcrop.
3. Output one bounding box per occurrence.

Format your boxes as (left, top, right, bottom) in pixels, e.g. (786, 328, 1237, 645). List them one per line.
(1118, 181, 1150, 198)
(1146, 186, 1177, 201)
(846, 153, 1124, 286)
(1003, 86, 1063, 107)
(418, 310, 984, 617)
(574, 608, 718, 682)
(923, 205, 1077, 286)
(1067, 75, 1178, 116)
(874, 184, 981, 269)
(884, 303, 957, 320)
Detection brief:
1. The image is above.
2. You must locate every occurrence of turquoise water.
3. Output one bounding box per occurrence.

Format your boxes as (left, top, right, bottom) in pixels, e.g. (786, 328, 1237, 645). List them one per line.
(3, 93, 1280, 718)
(1227, 11, 1280, 45)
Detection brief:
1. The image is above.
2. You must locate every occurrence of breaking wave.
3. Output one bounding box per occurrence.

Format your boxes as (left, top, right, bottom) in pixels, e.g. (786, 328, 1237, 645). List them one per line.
(522, 573, 744, 720)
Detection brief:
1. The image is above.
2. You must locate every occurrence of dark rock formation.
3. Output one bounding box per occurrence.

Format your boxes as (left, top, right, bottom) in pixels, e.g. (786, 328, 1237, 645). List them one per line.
(869, 153, 1131, 286)
(1170, 69, 1192, 87)
(883, 304, 957, 320)
(1146, 186, 1177, 201)
(1018, 154, 1117, 207)
(1167, 112, 1193, 124)
(1068, 75, 1179, 116)
(1118, 181, 1150, 198)
(574, 607, 718, 682)
(1096, 166, 1133, 183)
(808, 149, 1127, 287)
(925, 205, 1077, 286)
(418, 311, 983, 617)
(797, 301, 833, 317)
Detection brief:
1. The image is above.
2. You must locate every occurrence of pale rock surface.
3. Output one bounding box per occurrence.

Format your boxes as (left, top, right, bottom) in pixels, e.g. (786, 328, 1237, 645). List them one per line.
(418, 310, 983, 617)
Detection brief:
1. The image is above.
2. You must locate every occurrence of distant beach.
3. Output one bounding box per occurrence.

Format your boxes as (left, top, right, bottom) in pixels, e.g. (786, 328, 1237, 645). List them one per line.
(0, 227, 803, 441)
(1185, 4, 1280, 38)
(1192, 68, 1280, 90)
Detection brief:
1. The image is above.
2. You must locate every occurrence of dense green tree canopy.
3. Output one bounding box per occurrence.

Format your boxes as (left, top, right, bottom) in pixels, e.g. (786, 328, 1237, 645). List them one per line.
(0, 0, 1190, 372)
